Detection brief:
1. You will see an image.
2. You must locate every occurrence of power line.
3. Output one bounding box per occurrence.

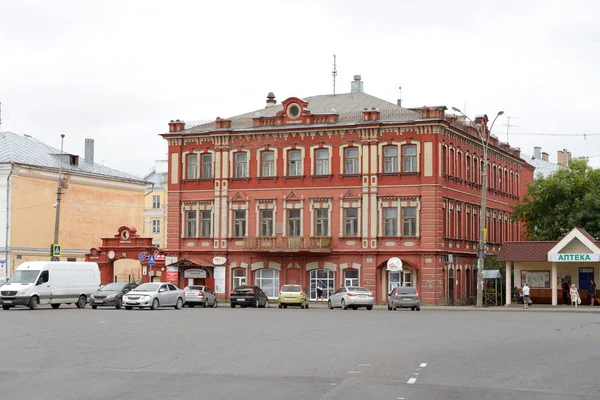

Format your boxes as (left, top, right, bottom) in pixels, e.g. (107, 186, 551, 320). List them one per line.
(492, 131, 600, 137)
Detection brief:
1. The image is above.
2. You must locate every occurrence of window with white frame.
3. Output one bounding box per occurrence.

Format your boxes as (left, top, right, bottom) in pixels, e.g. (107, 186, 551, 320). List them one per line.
(187, 154, 198, 179)
(233, 269, 247, 288)
(315, 208, 329, 236)
(235, 152, 247, 178)
(344, 208, 359, 236)
(315, 148, 329, 175)
(261, 151, 275, 177)
(402, 145, 417, 172)
(152, 195, 160, 209)
(344, 269, 359, 287)
(255, 269, 280, 298)
(261, 209, 273, 237)
(287, 209, 301, 237)
(384, 146, 398, 173)
(201, 154, 213, 179)
(383, 207, 397, 236)
(186, 210, 197, 237)
(151, 219, 160, 234)
(402, 207, 417, 236)
(288, 150, 302, 176)
(200, 210, 211, 237)
(233, 210, 246, 237)
(344, 147, 359, 174)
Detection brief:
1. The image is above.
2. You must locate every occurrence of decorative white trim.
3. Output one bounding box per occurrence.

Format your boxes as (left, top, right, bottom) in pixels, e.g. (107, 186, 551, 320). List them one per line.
(339, 143, 361, 174)
(282, 145, 305, 176)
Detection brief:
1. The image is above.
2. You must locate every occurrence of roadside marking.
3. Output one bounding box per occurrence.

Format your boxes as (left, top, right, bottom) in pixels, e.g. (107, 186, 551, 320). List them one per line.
(420, 363, 427, 368)
(358, 363, 371, 367)
(413, 373, 419, 375)
(407, 377, 417, 384)
(347, 371, 360, 374)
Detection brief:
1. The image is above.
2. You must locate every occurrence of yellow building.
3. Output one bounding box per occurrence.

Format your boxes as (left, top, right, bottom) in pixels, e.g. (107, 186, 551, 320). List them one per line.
(142, 160, 168, 248)
(0, 132, 147, 280)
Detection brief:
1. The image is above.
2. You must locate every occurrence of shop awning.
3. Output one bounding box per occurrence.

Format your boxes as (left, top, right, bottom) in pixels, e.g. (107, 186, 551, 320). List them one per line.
(483, 270, 502, 279)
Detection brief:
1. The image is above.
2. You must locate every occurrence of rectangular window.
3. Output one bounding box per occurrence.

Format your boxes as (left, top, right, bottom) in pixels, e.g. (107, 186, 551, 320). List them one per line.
(402, 207, 417, 236)
(315, 148, 329, 175)
(288, 150, 302, 176)
(344, 147, 358, 174)
(344, 208, 359, 236)
(287, 209, 301, 237)
(151, 219, 161, 234)
(384, 146, 398, 173)
(383, 207, 397, 236)
(235, 152, 247, 178)
(402, 145, 417, 172)
(261, 209, 273, 237)
(315, 209, 329, 236)
(233, 210, 246, 237)
(261, 151, 275, 177)
(201, 154, 213, 179)
(200, 210, 211, 237)
(233, 269, 247, 288)
(186, 210, 197, 237)
(152, 195, 160, 209)
(187, 154, 198, 179)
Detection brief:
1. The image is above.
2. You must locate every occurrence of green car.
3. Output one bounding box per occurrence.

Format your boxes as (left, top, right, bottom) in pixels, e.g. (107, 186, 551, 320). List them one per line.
(278, 285, 309, 309)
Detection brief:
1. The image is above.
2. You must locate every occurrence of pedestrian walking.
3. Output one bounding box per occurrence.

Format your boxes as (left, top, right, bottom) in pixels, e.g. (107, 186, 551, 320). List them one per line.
(316, 281, 324, 303)
(570, 284, 580, 308)
(561, 279, 569, 305)
(589, 280, 597, 306)
(522, 282, 531, 309)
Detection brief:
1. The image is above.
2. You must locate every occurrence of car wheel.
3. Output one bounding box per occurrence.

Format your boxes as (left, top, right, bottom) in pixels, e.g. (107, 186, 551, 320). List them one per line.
(388, 304, 392, 310)
(255, 298, 259, 308)
(212, 299, 218, 308)
(51, 304, 61, 309)
(411, 307, 415, 311)
(203, 299, 208, 308)
(283, 304, 287, 309)
(341, 299, 347, 310)
(28, 296, 39, 310)
(367, 305, 373, 310)
(416, 307, 421, 311)
(151, 298, 159, 310)
(115, 298, 122, 310)
(175, 298, 183, 310)
(278, 304, 282, 309)
(125, 306, 133, 310)
(300, 303, 305, 309)
(76, 295, 87, 309)
(2, 305, 11, 310)
(328, 300, 333, 309)
(264, 300, 269, 308)
(305, 302, 309, 309)
(230, 303, 235, 308)
(91, 305, 97, 309)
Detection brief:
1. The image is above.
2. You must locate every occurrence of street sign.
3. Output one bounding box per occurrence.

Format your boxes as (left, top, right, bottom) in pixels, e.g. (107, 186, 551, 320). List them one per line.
(148, 254, 155, 265)
(53, 257, 60, 262)
(138, 252, 147, 262)
(52, 244, 61, 257)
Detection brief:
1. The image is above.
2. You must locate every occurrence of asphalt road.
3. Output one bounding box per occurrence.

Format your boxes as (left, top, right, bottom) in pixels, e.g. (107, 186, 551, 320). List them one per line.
(0, 304, 599, 400)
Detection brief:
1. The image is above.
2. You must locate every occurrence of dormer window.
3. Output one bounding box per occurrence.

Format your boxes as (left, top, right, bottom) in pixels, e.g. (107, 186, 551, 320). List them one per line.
(287, 104, 301, 120)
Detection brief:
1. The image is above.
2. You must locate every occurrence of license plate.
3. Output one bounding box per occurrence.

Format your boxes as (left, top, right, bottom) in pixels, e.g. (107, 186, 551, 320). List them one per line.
(4, 300, 11, 304)
(95, 300, 103, 304)
(285, 297, 296, 301)
(237, 299, 245, 302)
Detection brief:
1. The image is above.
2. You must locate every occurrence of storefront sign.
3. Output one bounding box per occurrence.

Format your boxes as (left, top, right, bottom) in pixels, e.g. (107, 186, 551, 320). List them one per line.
(214, 266, 226, 294)
(166, 271, 179, 283)
(386, 257, 403, 272)
(167, 266, 178, 273)
(549, 253, 600, 262)
(184, 268, 207, 279)
(212, 256, 227, 266)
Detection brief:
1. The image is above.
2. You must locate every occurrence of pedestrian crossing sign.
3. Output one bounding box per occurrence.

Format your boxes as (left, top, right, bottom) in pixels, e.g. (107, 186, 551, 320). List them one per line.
(52, 244, 61, 257)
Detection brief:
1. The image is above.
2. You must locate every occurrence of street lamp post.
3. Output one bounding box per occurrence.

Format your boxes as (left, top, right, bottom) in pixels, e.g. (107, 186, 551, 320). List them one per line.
(451, 108, 504, 308)
(53, 134, 66, 259)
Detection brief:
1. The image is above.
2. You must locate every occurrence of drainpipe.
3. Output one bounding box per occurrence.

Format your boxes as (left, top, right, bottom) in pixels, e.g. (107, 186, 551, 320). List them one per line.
(4, 162, 14, 279)
(142, 183, 155, 237)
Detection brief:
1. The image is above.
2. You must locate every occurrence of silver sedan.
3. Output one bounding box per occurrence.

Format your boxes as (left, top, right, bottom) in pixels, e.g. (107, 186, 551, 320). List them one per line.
(123, 282, 184, 310)
(328, 286, 374, 310)
(184, 285, 218, 308)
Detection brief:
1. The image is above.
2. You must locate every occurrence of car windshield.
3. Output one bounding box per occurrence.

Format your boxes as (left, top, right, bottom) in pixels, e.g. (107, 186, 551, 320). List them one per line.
(348, 287, 370, 293)
(398, 287, 417, 295)
(132, 283, 160, 292)
(100, 283, 126, 291)
(6, 270, 39, 284)
(186, 286, 203, 291)
(281, 285, 301, 292)
(234, 286, 254, 292)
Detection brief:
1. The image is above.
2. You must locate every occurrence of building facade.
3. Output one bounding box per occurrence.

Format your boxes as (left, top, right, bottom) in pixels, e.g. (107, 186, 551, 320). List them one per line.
(161, 78, 534, 304)
(0, 132, 147, 281)
(142, 160, 168, 248)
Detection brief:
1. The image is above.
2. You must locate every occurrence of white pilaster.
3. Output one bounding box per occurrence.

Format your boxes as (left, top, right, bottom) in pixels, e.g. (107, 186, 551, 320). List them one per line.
(551, 262, 557, 306)
(505, 261, 512, 305)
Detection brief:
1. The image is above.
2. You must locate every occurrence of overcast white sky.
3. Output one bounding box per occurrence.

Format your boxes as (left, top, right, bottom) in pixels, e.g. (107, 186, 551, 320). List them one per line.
(1, 0, 599, 177)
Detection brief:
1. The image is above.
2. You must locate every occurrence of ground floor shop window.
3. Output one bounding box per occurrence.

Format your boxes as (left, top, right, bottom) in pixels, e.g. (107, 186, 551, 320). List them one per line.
(388, 271, 413, 294)
(255, 269, 279, 298)
(233, 269, 247, 288)
(344, 269, 359, 287)
(310, 269, 335, 300)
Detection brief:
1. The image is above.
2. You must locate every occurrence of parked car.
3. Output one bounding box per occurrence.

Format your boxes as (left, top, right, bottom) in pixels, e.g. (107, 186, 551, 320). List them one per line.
(90, 282, 137, 309)
(388, 286, 420, 311)
(123, 282, 184, 310)
(278, 284, 309, 309)
(184, 285, 217, 308)
(328, 286, 374, 310)
(230, 285, 269, 308)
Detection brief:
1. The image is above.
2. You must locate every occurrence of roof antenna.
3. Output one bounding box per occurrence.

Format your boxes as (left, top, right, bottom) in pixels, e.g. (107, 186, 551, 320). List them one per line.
(502, 116, 519, 143)
(397, 85, 402, 107)
(332, 54, 338, 96)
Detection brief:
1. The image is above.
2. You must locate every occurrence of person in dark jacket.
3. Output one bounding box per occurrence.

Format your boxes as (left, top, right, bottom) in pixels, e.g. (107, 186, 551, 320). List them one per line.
(561, 279, 569, 305)
(589, 280, 597, 306)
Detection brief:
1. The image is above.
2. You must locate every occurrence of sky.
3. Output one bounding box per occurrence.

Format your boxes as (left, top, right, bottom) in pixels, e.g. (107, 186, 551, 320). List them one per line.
(1, 0, 600, 177)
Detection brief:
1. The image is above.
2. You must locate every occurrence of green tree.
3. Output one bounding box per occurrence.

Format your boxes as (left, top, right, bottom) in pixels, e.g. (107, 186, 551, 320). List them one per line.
(512, 158, 600, 240)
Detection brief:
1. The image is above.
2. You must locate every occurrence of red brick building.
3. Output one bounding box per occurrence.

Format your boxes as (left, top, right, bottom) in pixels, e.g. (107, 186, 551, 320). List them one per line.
(161, 76, 534, 305)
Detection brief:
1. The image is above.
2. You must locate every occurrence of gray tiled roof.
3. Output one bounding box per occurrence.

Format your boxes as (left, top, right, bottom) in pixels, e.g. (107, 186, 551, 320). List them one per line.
(143, 169, 165, 187)
(0, 131, 146, 184)
(182, 92, 421, 134)
(521, 153, 565, 178)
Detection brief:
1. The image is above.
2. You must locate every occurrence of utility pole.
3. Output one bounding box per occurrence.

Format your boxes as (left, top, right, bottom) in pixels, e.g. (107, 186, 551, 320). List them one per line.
(502, 116, 518, 143)
(332, 55, 338, 96)
(52, 134, 65, 260)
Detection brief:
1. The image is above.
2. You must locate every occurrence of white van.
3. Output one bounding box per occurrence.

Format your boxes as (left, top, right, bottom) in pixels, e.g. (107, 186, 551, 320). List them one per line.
(0, 261, 101, 310)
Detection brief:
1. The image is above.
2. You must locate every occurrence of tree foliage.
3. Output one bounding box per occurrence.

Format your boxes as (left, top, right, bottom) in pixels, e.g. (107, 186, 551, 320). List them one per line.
(512, 158, 600, 240)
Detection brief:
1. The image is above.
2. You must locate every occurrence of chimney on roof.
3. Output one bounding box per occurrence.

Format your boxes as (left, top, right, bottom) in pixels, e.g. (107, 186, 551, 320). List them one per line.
(266, 92, 276, 108)
(85, 138, 94, 165)
(533, 146, 542, 159)
(542, 152, 549, 162)
(351, 75, 363, 93)
(557, 149, 572, 167)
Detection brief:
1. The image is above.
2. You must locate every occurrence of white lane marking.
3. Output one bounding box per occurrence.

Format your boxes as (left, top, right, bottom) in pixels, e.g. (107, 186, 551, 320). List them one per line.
(347, 371, 360, 374)
(330, 383, 337, 386)
(407, 377, 417, 384)
(413, 373, 419, 375)
(397, 398, 405, 400)
(358, 363, 371, 367)
(420, 363, 427, 368)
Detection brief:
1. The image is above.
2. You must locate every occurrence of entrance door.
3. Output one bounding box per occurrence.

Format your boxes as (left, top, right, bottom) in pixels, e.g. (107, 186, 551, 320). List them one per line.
(579, 268, 594, 292)
(448, 269, 455, 305)
(310, 269, 335, 301)
(388, 271, 413, 294)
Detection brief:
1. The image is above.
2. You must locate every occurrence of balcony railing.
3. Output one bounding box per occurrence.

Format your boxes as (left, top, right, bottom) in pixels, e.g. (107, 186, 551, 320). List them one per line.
(243, 237, 332, 251)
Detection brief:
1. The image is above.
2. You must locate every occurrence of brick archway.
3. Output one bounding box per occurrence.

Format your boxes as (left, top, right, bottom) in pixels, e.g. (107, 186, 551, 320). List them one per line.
(85, 226, 166, 285)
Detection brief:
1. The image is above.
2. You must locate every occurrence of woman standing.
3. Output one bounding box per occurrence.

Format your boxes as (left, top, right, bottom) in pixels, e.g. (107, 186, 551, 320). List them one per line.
(570, 284, 580, 308)
(589, 280, 597, 306)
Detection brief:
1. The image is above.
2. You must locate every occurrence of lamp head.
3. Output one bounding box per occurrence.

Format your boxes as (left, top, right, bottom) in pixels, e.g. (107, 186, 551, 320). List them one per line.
(497, 111, 504, 116)
(452, 107, 460, 113)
